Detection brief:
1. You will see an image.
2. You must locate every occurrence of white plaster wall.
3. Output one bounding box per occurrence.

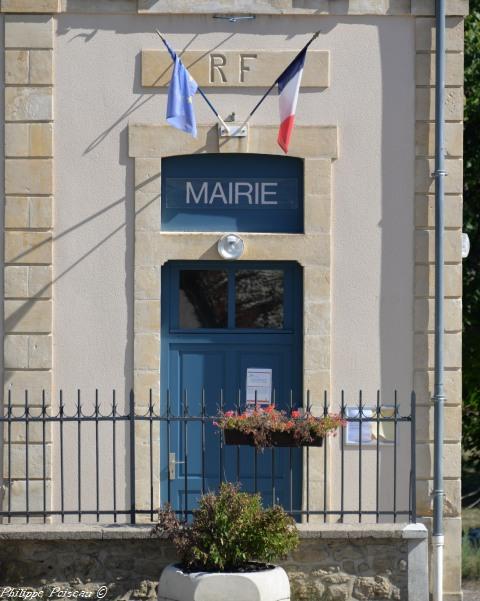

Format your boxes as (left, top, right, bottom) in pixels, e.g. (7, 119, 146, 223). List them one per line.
(54, 14, 415, 407)
(53, 13, 414, 521)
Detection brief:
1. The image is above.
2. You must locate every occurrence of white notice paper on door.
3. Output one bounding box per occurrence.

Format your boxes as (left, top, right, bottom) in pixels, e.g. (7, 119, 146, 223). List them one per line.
(246, 368, 272, 412)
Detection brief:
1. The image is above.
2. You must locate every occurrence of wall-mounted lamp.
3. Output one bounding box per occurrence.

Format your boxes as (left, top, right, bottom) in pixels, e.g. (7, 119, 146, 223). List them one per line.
(217, 234, 245, 260)
(213, 14, 256, 23)
(462, 233, 471, 259)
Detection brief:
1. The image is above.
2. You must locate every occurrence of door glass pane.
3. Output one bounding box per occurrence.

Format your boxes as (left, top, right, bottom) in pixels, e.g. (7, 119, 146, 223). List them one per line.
(235, 270, 284, 329)
(179, 270, 228, 328)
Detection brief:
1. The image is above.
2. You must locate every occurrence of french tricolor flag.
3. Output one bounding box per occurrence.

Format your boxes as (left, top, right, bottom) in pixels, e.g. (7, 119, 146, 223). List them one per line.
(277, 47, 307, 153)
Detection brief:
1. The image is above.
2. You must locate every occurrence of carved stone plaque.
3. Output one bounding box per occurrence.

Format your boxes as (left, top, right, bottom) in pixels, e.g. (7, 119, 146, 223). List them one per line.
(141, 50, 329, 88)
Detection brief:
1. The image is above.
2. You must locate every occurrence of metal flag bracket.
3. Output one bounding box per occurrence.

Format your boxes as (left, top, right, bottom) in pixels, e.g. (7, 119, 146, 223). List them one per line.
(219, 123, 248, 138)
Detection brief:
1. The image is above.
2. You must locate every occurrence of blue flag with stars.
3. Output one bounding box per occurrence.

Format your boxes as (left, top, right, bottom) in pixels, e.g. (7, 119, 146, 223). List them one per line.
(161, 36, 198, 137)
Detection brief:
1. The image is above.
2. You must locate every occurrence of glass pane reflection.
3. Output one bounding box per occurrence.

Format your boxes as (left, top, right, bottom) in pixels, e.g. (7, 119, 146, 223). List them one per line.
(179, 270, 228, 328)
(235, 270, 284, 329)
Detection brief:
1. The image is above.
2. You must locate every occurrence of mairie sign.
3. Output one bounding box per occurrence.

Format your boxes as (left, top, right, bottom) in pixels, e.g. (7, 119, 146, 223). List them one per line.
(161, 153, 303, 233)
(165, 178, 298, 210)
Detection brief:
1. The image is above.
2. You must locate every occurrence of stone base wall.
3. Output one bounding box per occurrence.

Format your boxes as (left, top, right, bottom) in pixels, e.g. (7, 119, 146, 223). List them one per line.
(0, 524, 428, 601)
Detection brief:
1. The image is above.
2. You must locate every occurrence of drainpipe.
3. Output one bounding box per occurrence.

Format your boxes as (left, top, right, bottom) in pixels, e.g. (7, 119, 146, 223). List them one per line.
(433, 0, 446, 597)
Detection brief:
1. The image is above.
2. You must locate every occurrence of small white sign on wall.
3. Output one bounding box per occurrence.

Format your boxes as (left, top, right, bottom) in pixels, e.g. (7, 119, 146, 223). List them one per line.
(345, 406, 395, 445)
(345, 407, 374, 444)
(246, 368, 272, 412)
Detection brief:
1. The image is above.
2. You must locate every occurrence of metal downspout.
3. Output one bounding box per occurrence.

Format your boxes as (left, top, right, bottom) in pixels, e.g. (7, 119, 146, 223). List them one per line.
(433, 0, 446, 598)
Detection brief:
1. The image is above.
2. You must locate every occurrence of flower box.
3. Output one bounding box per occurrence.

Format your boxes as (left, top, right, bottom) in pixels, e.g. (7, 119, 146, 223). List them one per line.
(224, 428, 323, 447)
(216, 406, 344, 449)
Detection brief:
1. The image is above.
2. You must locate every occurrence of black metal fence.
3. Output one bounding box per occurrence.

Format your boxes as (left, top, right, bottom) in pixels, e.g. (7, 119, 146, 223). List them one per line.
(0, 390, 416, 524)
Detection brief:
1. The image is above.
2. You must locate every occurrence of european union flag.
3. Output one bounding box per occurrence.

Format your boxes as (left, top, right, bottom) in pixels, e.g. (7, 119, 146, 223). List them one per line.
(161, 36, 198, 137)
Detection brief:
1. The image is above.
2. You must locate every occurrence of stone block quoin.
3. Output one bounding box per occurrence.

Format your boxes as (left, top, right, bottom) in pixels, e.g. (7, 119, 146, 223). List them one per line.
(413, 15, 464, 598)
(3, 11, 56, 521)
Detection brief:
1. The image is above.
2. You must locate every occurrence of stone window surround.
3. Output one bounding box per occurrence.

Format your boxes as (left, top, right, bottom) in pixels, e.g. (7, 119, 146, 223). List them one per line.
(128, 122, 337, 521)
(129, 123, 338, 407)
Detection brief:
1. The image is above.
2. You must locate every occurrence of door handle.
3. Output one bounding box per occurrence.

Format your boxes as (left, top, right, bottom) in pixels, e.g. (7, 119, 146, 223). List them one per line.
(168, 452, 185, 480)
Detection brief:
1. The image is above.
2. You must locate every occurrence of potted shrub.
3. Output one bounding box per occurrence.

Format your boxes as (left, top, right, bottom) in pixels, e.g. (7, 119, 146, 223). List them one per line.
(153, 483, 299, 601)
(215, 405, 345, 449)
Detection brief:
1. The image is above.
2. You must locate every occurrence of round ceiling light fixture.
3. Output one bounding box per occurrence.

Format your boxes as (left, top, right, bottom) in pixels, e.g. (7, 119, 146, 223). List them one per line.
(217, 234, 245, 260)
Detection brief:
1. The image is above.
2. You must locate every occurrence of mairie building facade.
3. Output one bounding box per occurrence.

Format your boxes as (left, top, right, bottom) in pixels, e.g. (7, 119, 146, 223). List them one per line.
(0, 1, 466, 599)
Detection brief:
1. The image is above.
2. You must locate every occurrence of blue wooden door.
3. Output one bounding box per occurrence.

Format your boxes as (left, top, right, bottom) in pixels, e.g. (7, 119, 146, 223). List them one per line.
(161, 261, 303, 518)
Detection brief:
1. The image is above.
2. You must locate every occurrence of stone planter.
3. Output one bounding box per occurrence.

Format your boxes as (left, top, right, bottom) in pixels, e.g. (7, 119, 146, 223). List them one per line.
(158, 563, 291, 601)
(224, 428, 323, 447)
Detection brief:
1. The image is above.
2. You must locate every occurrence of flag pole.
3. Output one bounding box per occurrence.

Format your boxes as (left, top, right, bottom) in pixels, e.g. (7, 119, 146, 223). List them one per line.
(197, 88, 230, 132)
(155, 30, 229, 132)
(239, 30, 321, 127)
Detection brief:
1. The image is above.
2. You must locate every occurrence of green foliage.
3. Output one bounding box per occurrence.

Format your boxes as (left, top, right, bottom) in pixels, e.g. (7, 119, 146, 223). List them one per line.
(463, 538, 480, 580)
(463, 508, 480, 531)
(152, 483, 299, 572)
(463, 0, 480, 478)
(463, 509, 480, 580)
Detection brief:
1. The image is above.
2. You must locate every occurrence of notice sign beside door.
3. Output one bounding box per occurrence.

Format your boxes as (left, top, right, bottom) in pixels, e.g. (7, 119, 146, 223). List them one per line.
(246, 368, 272, 412)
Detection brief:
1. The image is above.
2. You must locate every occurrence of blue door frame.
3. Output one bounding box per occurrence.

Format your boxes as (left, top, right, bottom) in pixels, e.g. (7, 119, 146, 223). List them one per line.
(160, 260, 303, 516)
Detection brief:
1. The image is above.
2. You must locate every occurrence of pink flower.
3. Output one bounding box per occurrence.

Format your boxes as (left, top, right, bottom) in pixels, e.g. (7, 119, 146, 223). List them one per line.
(291, 410, 301, 419)
(224, 411, 235, 417)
